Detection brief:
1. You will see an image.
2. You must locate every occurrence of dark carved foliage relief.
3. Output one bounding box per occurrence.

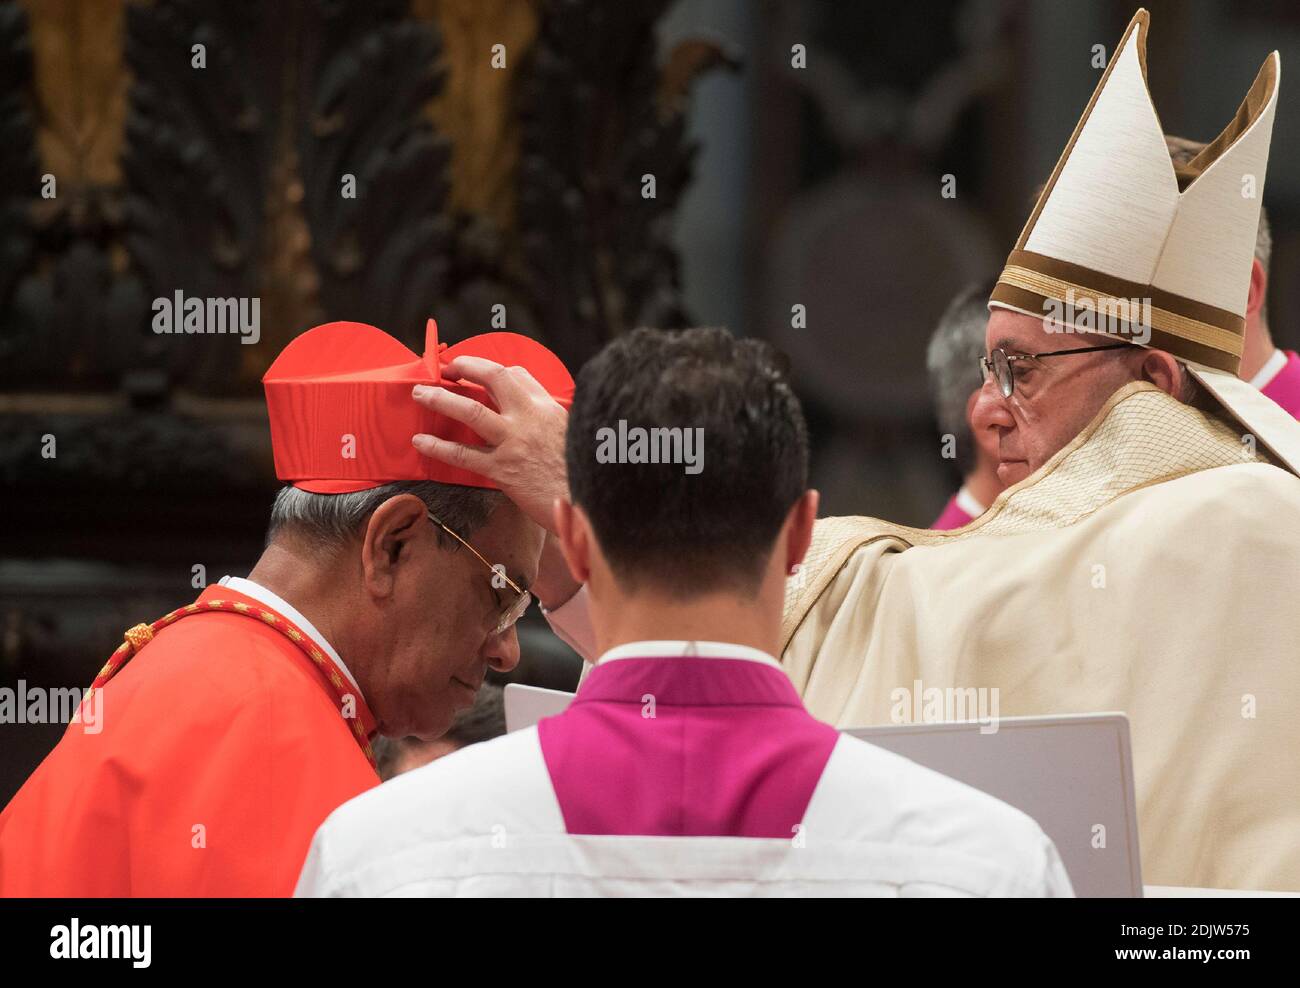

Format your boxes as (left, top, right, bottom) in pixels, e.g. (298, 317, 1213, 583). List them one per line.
(0, 0, 710, 491)
(517, 0, 696, 370)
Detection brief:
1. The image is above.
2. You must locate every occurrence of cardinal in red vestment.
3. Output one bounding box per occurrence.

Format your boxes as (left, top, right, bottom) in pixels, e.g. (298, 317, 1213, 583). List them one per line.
(0, 319, 572, 896)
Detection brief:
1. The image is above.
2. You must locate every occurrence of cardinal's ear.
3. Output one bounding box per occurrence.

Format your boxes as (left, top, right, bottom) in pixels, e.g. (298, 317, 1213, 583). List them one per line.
(361, 494, 429, 598)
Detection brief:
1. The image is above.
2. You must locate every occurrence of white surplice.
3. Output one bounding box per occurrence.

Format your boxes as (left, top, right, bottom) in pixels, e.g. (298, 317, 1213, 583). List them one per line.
(296, 642, 1070, 897)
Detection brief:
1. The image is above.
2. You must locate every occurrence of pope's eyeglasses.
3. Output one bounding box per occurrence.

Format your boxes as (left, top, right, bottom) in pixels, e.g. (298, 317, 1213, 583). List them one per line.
(979, 343, 1131, 398)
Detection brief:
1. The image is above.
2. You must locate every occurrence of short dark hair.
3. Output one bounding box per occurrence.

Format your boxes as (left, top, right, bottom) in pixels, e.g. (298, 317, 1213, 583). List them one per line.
(566, 327, 808, 597)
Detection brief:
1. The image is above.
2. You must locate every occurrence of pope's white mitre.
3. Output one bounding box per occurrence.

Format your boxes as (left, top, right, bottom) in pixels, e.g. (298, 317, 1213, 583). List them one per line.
(990, 8, 1300, 476)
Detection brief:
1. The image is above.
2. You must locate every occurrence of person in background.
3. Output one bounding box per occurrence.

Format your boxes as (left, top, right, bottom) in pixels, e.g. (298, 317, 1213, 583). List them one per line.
(926, 279, 1004, 528)
(374, 683, 507, 781)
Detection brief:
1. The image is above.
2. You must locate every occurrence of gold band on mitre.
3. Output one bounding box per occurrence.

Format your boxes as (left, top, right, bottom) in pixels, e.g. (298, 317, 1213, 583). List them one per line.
(990, 249, 1244, 374)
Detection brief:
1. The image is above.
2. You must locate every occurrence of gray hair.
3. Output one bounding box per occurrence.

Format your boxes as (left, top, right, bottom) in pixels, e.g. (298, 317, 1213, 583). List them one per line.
(267, 480, 505, 553)
(927, 280, 995, 475)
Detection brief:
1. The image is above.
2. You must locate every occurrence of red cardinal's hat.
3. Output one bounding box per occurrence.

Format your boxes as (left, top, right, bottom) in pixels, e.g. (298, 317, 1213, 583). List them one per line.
(263, 318, 573, 493)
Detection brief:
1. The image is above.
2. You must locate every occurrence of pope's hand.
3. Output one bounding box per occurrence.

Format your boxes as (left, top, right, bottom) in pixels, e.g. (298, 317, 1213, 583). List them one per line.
(412, 357, 569, 534)
(411, 359, 580, 609)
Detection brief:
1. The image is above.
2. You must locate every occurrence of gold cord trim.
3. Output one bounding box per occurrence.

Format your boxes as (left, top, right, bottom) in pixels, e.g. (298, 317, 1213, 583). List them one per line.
(999, 265, 1243, 357)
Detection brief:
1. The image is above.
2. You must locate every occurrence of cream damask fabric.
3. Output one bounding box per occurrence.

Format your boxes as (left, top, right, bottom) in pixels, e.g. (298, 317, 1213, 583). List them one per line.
(779, 382, 1300, 890)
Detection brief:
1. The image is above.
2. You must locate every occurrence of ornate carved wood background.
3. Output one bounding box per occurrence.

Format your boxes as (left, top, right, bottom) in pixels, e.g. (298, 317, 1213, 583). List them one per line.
(0, 0, 728, 497)
(0, 0, 722, 395)
(0, 0, 729, 802)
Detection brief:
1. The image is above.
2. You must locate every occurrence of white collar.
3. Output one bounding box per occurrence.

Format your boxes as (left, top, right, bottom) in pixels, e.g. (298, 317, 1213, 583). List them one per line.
(596, 640, 783, 670)
(1249, 348, 1289, 390)
(955, 484, 987, 518)
(218, 576, 362, 696)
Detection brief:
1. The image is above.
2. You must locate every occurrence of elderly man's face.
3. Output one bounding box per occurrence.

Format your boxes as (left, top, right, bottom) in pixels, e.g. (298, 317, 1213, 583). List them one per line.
(371, 500, 543, 741)
(972, 309, 1140, 487)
